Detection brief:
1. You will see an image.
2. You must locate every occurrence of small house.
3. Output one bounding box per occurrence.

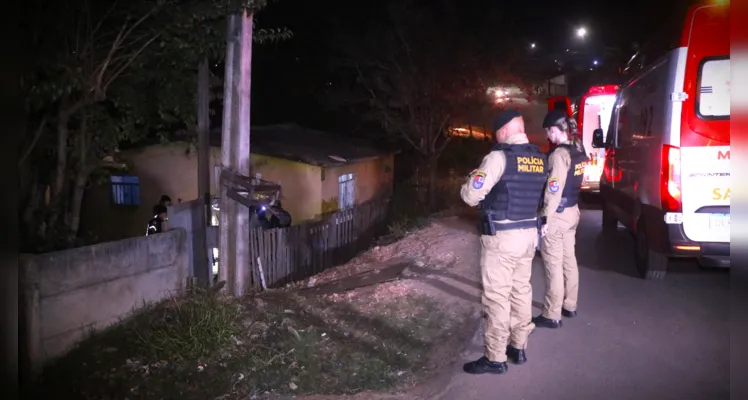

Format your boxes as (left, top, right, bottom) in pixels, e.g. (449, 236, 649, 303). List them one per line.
(79, 124, 397, 241)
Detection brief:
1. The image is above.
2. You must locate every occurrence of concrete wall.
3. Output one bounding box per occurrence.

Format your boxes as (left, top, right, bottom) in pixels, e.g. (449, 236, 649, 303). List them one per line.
(20, 229, 188, 372)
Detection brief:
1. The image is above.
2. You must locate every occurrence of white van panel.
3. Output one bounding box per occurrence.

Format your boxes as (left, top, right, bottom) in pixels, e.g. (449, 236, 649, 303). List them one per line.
(664, 47, 688, 147)
(617, 56, 671, 207)
(680, 146, 730, 243)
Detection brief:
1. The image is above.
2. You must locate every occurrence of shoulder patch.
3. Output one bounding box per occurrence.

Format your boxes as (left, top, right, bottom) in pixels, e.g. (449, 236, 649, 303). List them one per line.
(472, 171, 487, 189)
(547, 177, 560, 193)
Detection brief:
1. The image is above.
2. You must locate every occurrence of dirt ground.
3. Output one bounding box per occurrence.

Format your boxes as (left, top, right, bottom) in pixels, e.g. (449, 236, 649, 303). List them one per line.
(288, 211, 485, 400)
(29, 212, 485, 400)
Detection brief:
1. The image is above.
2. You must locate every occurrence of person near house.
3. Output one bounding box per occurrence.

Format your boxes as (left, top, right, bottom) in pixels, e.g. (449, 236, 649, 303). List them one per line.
(146, 205, 168, 236)
(253, 206, 272, 229)
(532, 109, 588, 329)
(159, 195, 172, 207)
(267, 200, 292, 228)
(459, 109, 548, 375)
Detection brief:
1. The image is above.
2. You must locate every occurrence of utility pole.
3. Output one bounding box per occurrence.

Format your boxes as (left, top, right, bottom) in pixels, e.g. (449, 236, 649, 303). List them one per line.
(195, 57, 212, 287)
(219, 11, 253, 296)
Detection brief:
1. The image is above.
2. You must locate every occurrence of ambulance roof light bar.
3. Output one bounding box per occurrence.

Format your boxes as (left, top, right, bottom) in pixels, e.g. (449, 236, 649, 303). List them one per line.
(586, 84, 619, 96)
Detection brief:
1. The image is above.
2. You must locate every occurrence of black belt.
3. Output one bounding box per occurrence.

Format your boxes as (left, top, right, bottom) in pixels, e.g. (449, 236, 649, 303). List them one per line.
(556, 197, 578, 213)
(493, 219, 538, 232)
(480, 212, 538, 235)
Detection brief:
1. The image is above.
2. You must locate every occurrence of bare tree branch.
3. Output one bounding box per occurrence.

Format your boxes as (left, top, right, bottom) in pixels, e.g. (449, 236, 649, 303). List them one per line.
(103, 32, 161, 90)
(19, 116, 47, 165)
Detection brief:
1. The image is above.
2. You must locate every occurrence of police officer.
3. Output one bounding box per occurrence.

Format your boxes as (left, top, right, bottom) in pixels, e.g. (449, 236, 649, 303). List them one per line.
(146, 205, 168, 236)
(460, 110, 547, 375)
(532, 110, 588, 329)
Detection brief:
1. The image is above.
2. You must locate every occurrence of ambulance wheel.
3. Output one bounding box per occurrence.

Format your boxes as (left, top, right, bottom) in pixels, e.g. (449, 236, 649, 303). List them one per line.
(602, 203, 618, 232)
(634, 219, 668, 280)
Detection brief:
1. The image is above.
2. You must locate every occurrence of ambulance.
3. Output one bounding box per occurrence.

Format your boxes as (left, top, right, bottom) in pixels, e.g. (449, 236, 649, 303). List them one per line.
(588, 2, 730, 279)
(547, 84, 618, 193)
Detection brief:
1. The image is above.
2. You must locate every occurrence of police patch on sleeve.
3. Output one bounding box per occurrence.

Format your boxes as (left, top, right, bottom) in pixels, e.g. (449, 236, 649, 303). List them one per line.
(472, 171, 487, 189)
(547, 177, 560, 193)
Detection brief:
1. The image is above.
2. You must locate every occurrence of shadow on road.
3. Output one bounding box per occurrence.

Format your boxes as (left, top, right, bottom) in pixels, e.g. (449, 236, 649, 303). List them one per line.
(409, 265, 482, 303)
(410, 265, 481, 291)
(579, 192, 603, 210)
(577, 227, 640, 278)
(434, 208, 480, 234)
(577, 210, 728, 279)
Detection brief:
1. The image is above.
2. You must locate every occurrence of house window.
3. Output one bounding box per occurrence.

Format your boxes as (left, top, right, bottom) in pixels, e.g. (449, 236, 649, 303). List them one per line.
(110, 175, 140, 206)
(338, 173, 356, 210)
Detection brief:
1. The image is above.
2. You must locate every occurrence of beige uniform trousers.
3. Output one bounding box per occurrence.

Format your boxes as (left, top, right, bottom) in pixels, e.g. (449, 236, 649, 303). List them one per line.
(480, 227, 537, 362)
(540, 204, 581, 320)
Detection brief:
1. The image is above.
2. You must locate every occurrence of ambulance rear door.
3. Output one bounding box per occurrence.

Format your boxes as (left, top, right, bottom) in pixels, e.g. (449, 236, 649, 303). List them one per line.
(677, 4, 730, 244)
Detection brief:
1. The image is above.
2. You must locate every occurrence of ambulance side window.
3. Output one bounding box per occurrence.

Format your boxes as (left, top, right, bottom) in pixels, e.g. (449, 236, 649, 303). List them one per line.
(613, 95, 632, 147)
(606, 97, 620, 147)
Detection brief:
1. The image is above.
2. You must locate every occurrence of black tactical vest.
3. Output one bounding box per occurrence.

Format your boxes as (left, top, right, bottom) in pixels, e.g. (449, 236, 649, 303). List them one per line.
(482, 142, 548, 230)
(547, 143, 589, 208)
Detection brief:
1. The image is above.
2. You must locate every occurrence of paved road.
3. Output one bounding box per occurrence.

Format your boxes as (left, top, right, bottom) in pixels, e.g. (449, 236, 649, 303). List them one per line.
(434, 201, 730, 400)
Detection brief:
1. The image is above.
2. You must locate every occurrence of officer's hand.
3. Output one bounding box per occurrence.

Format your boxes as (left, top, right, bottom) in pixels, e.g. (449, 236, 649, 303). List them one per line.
(541, 224, 548, 237)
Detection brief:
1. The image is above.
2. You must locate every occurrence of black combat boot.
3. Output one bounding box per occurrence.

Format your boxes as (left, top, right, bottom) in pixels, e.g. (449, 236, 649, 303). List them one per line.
(562, 308, 577, 318)
(462, 356, 508, 375)
(506, 345, 527, 365)
(532, 314, 563, 329)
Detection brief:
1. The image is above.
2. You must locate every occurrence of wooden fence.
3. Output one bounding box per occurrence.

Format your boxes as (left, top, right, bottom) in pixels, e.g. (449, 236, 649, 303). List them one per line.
(245, 198, 391, 290)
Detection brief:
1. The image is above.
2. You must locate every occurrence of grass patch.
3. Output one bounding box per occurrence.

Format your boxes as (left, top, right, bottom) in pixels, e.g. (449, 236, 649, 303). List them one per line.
(130, 290, 242, 362)
(28, 290, 460, 400)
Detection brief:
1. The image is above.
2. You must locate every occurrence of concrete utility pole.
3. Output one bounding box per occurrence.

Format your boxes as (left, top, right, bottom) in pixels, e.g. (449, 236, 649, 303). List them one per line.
(194, 57, 212, 287)
(218, 11, 253, 296)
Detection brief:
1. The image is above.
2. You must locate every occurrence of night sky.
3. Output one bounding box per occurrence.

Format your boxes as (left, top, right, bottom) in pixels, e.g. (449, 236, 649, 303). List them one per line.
(250, 0, 700, 129)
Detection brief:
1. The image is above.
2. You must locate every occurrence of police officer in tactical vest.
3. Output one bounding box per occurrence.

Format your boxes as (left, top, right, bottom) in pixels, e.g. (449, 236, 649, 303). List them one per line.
(460, 110, 548, 375)
(533, 110, 588, 329)
(146, 205, 168, 236)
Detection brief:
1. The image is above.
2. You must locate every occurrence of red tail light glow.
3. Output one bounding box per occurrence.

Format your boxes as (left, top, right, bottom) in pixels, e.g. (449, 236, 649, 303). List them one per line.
(603, 149, 622, 182)
(661, 145, 682, 212)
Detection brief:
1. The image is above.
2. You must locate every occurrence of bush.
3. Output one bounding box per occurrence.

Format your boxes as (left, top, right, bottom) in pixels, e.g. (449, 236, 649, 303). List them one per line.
(125, 290, 243, 361)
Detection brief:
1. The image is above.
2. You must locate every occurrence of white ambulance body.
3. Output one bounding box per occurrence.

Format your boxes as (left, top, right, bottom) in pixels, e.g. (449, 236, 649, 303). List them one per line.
(576, 85, 619, 192)
(590, 3, 730, 279)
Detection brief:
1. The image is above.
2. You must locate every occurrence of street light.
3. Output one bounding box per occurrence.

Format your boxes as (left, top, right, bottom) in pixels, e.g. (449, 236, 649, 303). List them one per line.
(530, 43, 536, 49)
(576, 27, 587, 38)
(593, 60, 598, 65)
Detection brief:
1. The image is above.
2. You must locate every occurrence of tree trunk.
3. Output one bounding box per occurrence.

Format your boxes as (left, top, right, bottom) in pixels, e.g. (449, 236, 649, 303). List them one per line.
(425, 153, 439, 212)
(67, 169, 88, 243)
(52, 111, 70, 201)
(21, 170, 43, 248)
(46, 110, 72, 235)
(66, 114, 91, 243)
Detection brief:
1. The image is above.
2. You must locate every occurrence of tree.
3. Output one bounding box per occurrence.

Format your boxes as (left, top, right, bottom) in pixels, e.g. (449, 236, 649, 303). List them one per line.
(20, 0, 290, 251)
(327, 0, 531, 211)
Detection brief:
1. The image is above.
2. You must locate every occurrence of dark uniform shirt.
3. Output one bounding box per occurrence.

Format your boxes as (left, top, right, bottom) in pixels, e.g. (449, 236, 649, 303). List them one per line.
(146, 217, 164, 236)
(540, 141, 588, 225)
(461, 134, 545, 230)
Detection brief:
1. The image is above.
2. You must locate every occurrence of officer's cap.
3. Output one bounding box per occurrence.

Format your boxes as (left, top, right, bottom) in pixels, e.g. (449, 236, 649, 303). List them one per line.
(492, 109, 522, 132)
(542, 110, 568, 129)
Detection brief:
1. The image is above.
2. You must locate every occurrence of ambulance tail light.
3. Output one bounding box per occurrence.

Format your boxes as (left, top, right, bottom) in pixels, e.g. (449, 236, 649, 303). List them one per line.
(661, 145, 682, 212)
